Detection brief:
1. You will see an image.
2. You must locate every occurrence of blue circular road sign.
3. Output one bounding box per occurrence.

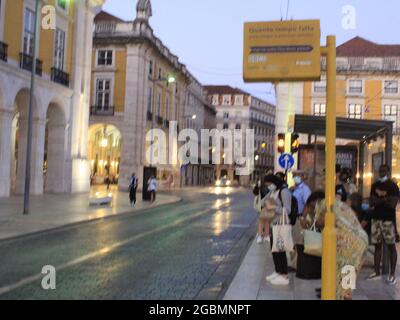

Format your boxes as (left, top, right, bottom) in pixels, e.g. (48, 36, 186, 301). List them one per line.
(278, 153, 295, 170)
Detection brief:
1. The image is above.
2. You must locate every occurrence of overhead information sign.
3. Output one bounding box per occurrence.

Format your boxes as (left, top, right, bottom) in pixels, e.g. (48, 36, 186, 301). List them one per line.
(243, 20, 321, 82)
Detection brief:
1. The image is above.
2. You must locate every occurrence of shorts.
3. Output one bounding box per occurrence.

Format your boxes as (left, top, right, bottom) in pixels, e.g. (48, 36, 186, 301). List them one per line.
(371, 220, 396, 245)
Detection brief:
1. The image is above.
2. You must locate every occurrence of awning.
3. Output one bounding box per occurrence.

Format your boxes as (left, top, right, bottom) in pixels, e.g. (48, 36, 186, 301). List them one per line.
(294, 115, 393, 140)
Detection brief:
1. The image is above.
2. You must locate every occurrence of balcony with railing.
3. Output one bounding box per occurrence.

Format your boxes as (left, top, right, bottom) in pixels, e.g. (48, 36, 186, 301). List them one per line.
(0, 41, 8, 62)
(51, 67, 70, 87)
(90, 106, 115, 116)
(19, 53, 42, 76)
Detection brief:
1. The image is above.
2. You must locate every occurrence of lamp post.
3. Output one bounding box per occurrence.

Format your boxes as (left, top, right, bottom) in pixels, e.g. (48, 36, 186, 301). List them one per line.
(23, 0, 40, 215)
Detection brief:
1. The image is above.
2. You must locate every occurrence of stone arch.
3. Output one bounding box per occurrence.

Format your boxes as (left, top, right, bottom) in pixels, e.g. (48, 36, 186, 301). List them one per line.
(10, 88, 43, 195)
(88, 123, 122, 186)
(44, 101, 67, 193)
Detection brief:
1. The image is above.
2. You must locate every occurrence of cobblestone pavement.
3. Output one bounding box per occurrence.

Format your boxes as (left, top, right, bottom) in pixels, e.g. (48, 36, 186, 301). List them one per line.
(0, 187, 257, 300)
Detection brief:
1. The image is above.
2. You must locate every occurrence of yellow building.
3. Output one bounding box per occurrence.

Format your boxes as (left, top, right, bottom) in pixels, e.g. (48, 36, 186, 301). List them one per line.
(276, 37, 400, 193)
(0, 0, 105, 197)
(89, 1, 193, 191)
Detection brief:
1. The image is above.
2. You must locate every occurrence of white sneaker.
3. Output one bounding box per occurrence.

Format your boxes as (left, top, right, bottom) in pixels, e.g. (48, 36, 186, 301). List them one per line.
(264, 236, 271, 243)
(266, 272, 279, 282)
(365, 273, 382, 281)
(270, 275, 290, 286)
(256, 235, 263, 244)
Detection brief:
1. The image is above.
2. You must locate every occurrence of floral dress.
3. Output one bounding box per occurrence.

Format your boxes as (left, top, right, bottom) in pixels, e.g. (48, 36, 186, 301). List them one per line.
(316, 200, 369, 300)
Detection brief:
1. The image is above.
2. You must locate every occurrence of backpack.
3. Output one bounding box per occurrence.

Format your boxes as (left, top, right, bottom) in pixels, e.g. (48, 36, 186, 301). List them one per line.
(278, 188, 299, 226)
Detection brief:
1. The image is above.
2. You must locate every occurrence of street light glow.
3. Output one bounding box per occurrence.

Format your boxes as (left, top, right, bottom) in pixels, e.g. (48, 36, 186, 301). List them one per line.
(167, 74, 176, 83)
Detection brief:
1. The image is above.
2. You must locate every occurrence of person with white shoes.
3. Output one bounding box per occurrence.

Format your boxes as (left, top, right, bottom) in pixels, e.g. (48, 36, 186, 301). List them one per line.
(253, 178, 272, 244)
(263, 174, 292, 286)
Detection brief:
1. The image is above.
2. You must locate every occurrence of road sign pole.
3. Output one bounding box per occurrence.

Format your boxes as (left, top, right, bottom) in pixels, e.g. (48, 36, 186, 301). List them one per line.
(321, 35, 337, 300)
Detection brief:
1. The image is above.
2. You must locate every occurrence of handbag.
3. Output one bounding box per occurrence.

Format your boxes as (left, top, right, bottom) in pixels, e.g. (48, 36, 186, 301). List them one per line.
(272, 208, 294, 253)
(253, 192, 262, 213)
(303, 219, 322, 257)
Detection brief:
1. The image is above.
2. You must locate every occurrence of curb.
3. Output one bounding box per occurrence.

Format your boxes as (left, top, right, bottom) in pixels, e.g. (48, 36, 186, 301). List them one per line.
(0, 196, 183, 244)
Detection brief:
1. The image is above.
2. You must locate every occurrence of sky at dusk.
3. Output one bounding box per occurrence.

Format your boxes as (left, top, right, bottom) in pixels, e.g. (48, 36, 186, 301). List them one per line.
(102, 0, 400, 104)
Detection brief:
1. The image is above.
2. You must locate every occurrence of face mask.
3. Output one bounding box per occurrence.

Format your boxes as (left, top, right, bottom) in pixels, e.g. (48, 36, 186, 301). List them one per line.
(379, 176, 388, 183)
(293, 176, 302, 185)
(361, 203, 370, 211)
(268, 184, 277, 192)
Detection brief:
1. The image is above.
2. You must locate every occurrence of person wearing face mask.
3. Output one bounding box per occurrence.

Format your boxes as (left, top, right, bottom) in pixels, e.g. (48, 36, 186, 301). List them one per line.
(366, 164, 399, 284)
(263, 174, 293, 286)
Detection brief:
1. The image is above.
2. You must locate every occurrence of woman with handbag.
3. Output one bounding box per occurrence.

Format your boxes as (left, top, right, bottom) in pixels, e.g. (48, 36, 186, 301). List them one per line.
(263, 174, 293, 286)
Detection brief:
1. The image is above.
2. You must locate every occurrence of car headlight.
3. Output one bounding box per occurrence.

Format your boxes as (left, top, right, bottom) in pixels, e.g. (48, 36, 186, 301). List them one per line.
(215, 180, 221, 186)
(226, 180, 231, 186)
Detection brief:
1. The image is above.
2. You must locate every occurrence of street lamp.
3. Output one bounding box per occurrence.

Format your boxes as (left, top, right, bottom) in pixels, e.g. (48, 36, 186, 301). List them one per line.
(23, 0, 40, 215)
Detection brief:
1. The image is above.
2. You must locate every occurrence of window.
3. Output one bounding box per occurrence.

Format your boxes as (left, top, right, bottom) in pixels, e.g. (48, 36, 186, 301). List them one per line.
(54, 28, 65, 70)
(147, 87, 153, 113)
(96, 79, 111, 110)
(235, 124, 241, 130)
(235, 95, 244, 105)
(314, 80, 326, 93)
(384, 80, 398, 95)
(348, 104, 363, 119)
(223, 112, 229, 119)
(157, 92, 161, 116)
(158, 68, 162, 80)
(348, 80, 363, 94)
(97, 50, 113, 66)
(313, 103, 326, 116)
(384, 105, 398, 129)
(149, 60, 153, 76)
(23, 8, 35, 55)
(222, 95, 231, 105)
(223, 124, 229, 130)
(165, 96, 169, 120)
(212, 95, 219, 105)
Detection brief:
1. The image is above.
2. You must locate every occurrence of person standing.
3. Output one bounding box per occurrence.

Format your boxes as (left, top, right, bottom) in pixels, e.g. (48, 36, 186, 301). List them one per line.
(290, 170, 312, 269)
(129, 173, 138, 207)
(366, 164, 399, 284)
(148, 175, 158, 204)
(264, 174, 292, 286)
(253, 178, 271, 244)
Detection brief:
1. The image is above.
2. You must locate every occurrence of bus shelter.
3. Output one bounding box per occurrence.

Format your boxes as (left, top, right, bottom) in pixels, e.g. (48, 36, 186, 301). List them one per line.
(294, 115, 393, 197)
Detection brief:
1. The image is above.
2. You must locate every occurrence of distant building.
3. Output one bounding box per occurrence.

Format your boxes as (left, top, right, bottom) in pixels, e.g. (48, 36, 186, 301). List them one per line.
(90, 1, 215, 191)
(181, 79, 216, 187)
(0, 0, 104, 198)
(205, 85, 276, 186)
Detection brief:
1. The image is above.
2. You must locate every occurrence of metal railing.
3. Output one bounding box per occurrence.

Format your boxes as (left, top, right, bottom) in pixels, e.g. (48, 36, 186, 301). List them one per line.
(0, 41, 8, 62)
(51, 67, 70, 87)
(90, 106, 115, 116)
(19, 53, 42, 76)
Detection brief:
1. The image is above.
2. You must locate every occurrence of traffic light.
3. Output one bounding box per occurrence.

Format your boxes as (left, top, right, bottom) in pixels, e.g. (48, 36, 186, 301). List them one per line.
(277, 133, 285, 154)
(291, 133, 300, 154)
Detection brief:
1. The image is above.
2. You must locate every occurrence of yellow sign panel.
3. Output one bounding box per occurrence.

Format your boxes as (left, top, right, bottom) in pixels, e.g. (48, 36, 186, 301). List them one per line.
(243, 20, 321, 82)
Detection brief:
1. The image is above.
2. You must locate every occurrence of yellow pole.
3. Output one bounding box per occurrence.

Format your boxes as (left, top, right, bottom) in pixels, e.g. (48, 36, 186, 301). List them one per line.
(321, 35, 337, 300)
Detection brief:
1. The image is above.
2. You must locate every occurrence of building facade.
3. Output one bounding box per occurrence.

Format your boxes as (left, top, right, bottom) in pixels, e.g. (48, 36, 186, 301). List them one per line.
(0, 0, 104, 198)
(275, 37, 400, 190)
(181, 79, 216, 187)
(90, 1, 195, 191)
(205, 85, 275, 186)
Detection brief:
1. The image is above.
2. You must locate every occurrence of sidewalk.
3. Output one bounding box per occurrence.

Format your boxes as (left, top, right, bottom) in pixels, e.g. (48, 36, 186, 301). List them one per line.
(0, 186, 181, 241)
(224, 239, 400, 300)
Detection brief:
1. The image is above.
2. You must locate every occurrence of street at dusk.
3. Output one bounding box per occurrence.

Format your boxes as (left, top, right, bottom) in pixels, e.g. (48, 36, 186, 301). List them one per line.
(1, 0, 400, 310)
(0, 188, 256, 299)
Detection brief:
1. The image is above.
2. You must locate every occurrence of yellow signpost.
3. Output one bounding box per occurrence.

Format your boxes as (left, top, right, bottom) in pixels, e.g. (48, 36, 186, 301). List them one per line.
(243, 20, 337, 300)
(243, 20, 321, 82)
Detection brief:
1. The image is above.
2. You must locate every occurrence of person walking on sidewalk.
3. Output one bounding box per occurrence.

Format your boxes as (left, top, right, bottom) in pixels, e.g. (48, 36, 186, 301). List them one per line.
(129, 173, 138, 207)
(366, 164, 399, 284)
(264, 174, 292, 286)
(147, 175, 158, 204)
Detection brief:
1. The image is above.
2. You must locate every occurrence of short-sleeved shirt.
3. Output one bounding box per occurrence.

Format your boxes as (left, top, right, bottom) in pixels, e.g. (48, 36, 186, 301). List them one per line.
(370, 179, 399, 222)
(293, 182, 312, 215)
